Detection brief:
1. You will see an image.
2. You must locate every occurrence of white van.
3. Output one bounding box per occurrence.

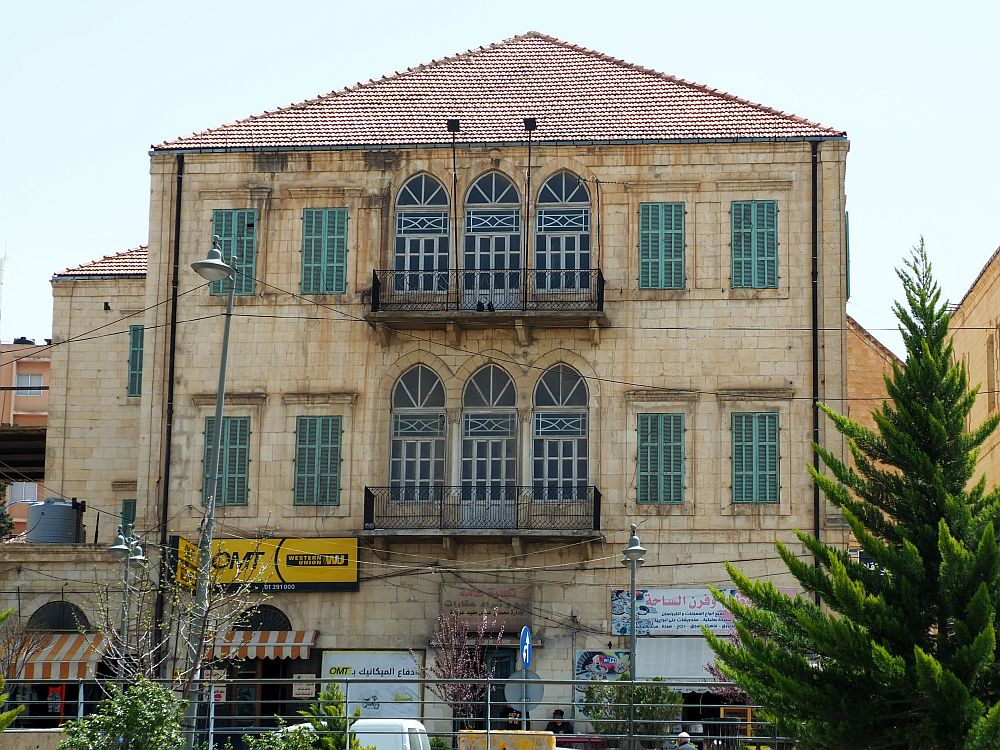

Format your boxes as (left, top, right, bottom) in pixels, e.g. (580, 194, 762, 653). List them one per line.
(350, 718, 431, 750)
(278, 717, 430, 750)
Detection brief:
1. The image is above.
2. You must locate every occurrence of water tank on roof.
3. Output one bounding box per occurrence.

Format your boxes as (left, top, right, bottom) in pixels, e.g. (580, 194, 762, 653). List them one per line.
(26, 498, 85, 544)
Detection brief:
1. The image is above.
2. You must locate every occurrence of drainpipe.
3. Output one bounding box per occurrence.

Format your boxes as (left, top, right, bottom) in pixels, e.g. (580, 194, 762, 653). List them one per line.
(810, 141, 821, 605)
(154, 153, 184, 673)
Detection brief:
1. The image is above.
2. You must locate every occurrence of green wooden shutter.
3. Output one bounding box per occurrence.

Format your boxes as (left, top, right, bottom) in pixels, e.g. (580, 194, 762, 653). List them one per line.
(301, 209, 323, 294)
(732, 412, 779, 503)
(639, 203, 685, 289)
(210, 209, 257, 296)
(295, 416, 342, 505)
(731, 202, 754, 288)
(638, 204, 662, 289)
(127, 325, 144, 397)
(120, 498, 137, 532)
(204, 416, 250, 506)
(637, 413, 684, 504)
(301, 209, 348, 294)
(756, 201, 778, 288)
(328, 208, 348, 294)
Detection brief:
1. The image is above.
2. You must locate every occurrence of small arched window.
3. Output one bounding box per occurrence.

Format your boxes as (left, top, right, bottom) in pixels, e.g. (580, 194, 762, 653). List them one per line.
(28, 601, 90, 632)
(463, 173, 522, 310)
(535, 172, 591, 292)
(532, 364, 589, 498)
(234, 605, 292, 631)
(395, 175, 450, 294)
(391, 365, 446, 494)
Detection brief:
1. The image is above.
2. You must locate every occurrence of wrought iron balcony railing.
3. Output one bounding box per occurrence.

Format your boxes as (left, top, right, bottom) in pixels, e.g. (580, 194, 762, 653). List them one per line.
(369, 269, 605, 313)
(363, 485, 601, 532)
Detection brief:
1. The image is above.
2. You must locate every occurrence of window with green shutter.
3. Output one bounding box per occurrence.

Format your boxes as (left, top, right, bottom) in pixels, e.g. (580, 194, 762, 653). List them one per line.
(127, 325, 144, 397)
(120, 498, 136, 532)
(637, 413, 684, 504)
(732, 412, 779, 503)
(294, 416, 342, 505)
(210, 209, 258, 296)
(203, 416, 250, 506)
(301, 208, 348, 294)
(731, 200, 778, 289)
(638, 203, 685, 289)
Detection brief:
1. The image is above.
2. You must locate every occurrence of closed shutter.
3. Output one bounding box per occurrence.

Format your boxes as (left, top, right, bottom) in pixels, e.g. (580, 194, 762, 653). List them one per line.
(639, 203, 684, 289)
(732, 412, 779, 503)
(301, 208, 348, 294)
(295, 416, 342, 505)
(756, 201, 778, 288)
(731, 201, 778, 289)
(211, 209, 257, 295)
(637, 413, 684, 504)
(204, 416, 250, 506)
(731, 201, 754, 288)
(127, 325, 144, 397)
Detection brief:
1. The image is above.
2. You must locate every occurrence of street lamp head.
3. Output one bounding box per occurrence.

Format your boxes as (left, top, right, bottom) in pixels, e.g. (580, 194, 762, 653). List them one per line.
(129, 543, 147, 565)
(622, 523, 646, 562)
(108, 527, 130, 559)
(192, 237, 236, 282)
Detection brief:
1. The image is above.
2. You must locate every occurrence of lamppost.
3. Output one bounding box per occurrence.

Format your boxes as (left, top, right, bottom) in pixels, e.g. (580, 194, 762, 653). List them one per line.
(108, 524, 147, 680)
(184, 237, 237, 748)
(621, 524, 646, 750)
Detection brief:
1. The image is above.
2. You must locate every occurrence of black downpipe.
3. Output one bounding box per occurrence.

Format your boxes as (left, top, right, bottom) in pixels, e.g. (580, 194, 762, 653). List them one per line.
(154, 154, 184, 674)
(810, 142, 821, 605)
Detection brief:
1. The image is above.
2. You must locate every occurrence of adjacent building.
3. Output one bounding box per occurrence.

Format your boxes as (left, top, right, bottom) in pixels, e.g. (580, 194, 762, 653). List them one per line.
(5, 33, 855, 733)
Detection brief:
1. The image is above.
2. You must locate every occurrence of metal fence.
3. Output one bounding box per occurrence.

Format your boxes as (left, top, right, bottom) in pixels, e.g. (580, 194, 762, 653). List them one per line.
(4, 675, 791, 749)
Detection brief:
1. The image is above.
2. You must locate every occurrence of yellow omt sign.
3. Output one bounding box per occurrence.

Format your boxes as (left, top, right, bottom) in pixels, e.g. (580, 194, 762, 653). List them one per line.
(173, 537, 358, 592)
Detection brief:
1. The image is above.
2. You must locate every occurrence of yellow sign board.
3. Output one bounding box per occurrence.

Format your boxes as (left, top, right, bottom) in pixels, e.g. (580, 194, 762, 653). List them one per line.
(171, 536, 359, 592)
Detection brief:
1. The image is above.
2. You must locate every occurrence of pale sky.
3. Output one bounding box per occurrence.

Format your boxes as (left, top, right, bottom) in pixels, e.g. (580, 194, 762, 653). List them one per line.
(2, 0, 997, 356)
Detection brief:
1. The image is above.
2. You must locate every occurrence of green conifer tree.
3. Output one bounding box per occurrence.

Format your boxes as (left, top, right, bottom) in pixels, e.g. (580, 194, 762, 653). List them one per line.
(707, 243, 1000, 750)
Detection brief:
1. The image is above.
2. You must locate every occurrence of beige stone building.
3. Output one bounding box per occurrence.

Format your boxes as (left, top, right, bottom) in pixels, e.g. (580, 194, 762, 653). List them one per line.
(950, 246, 1000, 482)
(7, 33, 856, 733)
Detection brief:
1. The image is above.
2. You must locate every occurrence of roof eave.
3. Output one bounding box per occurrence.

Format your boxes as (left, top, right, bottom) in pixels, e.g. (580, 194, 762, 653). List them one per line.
(51, 273, 148, 282)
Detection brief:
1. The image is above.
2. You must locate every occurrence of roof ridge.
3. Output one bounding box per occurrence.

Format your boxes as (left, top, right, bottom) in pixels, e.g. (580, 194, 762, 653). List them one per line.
(55, 245, 148, 277)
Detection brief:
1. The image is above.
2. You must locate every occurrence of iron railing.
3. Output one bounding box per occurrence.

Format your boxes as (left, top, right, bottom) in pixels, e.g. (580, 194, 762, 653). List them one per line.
(370, 269, 605, 313)
(3, 675, 792, 749)
(363, 485, 601, 531)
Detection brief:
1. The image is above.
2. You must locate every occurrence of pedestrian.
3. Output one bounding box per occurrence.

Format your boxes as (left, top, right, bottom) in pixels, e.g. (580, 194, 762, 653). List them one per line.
(675, 731, 696, 749)
(545, 709, 575, 734)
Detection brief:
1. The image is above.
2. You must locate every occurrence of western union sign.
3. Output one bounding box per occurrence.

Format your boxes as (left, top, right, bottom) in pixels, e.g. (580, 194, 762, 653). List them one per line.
(171, 536, 359, 592)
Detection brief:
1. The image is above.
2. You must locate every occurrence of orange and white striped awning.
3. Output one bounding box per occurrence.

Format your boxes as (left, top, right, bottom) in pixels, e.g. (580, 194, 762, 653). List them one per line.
(206, 630, 317, 660)
(17, 633, 107, 680)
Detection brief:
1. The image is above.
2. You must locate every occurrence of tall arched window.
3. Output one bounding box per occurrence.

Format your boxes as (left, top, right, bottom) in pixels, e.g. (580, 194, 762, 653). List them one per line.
(395, 174, 450, 293)
(535, 172, 591, 291)
(461, 365, 518, 527)
(463, 173, 522, 310)
(391, 365, 446, 496)
(533, 364, 589, 498)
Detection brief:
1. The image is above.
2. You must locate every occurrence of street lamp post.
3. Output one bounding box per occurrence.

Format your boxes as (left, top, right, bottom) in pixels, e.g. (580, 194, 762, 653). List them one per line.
(621, 524, 646, 750)
(108, 524, 147, 680)
(183, 237, 237, 748)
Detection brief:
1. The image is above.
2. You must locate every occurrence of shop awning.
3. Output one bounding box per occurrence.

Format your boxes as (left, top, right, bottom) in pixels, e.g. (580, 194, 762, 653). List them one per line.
(15, 633, 107, 680)
(207, 630, 317, 660)
(637, 636, 730, 693)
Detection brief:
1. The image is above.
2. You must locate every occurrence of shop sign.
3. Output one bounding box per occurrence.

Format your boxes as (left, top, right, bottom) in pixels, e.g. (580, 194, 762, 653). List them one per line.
(171, 536, 359, 592)
(440, 583, 532, 631)
(611, 588, 748, 635)
(321, 650, 423, 719)
(292, 673, 317, 699)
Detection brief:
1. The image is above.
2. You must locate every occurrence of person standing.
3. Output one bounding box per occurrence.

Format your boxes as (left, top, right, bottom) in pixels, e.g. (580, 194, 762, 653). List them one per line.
(675, 731, 696, 749)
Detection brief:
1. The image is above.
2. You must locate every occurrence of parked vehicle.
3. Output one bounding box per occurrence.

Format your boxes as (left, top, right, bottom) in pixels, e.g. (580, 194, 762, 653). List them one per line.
(277, 717, 430, 750)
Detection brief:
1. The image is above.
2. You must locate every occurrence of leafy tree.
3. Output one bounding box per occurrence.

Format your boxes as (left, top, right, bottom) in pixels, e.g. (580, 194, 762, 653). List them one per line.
(581, 675, 681, 747)
(298, 682, 369, 750)
(243, 721, 317, 750)
(707, 243, 1000, 749)
(58, 677, 185, 750)
(0, 608, 25, 731)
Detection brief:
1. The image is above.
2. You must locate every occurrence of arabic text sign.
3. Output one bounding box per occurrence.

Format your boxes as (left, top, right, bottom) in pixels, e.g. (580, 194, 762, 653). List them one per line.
(611, 588, 750, 635)
(321, 650, 423, 719)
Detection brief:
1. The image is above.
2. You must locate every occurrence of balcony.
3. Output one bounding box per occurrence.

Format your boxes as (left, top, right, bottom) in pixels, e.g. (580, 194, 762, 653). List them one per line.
(366, 270, 606, 341)
(362, 485, 601, 537)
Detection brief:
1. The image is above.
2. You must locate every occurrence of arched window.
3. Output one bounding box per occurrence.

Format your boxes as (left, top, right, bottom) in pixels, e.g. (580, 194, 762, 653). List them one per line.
(533, 364, 589, 498)
(535, 172, 591, 292)
(234, 605, 292, 631)
(463, 173, 522, 310)
(395, 174, 450, 293)
(391, 365, 446, 495)
(460, 366, 518, 527)
(28, 601, 90, 631)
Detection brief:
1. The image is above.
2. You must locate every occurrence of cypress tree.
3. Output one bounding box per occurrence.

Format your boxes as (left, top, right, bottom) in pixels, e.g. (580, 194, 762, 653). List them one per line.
(707, 243, 1000, 749)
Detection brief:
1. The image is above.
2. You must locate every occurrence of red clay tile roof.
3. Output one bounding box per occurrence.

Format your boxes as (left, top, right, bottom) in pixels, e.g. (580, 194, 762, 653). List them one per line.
(53, 246, 148, 278)
(154, 32, 845, 152)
